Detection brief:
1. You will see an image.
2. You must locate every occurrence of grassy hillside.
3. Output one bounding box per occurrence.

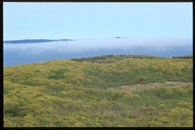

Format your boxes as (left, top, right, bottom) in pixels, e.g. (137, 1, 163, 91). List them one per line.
(3, 55, 193, 127)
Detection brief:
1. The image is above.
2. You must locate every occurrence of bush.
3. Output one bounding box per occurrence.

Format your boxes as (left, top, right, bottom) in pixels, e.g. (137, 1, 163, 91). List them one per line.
(48, 69, 67, 80)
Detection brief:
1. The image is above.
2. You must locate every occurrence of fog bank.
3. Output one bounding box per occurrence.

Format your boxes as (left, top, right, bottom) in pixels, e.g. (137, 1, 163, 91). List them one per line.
(4, 38, 192, 66)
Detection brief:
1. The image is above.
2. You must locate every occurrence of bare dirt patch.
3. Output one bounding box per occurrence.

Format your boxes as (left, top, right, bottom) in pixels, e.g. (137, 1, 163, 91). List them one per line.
(108, 82, 193, 91)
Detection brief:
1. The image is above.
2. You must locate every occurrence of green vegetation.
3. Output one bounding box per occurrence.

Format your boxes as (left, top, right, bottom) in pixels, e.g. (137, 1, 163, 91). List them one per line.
(4, 55, 193, 127)
(72, 54, 162, 64)
(172, 55, 193, 59)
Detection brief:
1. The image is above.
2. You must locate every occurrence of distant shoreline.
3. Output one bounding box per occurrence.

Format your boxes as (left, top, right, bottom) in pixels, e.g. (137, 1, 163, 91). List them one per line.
(3, 39, 74, 43)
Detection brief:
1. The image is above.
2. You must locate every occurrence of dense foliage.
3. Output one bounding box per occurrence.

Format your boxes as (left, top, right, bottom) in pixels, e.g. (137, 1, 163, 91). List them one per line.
(72, 55, 162, 64)
(4, 55, 193, 127)
(172, 55, 193, 59)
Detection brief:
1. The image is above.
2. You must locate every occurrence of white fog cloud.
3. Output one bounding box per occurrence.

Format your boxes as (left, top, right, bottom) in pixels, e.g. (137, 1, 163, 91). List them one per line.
(3, 37, 192, 66)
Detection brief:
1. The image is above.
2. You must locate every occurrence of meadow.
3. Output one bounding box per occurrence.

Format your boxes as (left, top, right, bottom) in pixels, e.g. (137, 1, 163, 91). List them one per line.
(3, 55, 193, 127)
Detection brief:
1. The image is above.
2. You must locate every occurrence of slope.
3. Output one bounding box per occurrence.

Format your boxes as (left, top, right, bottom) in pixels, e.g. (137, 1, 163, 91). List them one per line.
(3, 55, 193, 127)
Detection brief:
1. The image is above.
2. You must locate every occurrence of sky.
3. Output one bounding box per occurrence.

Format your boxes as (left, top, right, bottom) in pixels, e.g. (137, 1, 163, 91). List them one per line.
(3, 2, 192, 40)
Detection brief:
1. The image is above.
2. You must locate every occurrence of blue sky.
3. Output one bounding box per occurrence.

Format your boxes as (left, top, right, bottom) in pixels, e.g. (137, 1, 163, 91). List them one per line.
(3, 2, 192, 40)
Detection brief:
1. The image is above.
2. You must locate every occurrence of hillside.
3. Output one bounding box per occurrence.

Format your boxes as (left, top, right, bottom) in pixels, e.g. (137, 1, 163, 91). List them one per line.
(173, 55, 193, 59)
(4, 39, 73, 44)
(3, 55, 193, 127)
(72, 55, 163, 64)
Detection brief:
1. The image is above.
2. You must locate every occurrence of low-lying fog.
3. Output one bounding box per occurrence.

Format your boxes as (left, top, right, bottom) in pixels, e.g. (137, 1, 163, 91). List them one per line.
(3, 38, 192, 66)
